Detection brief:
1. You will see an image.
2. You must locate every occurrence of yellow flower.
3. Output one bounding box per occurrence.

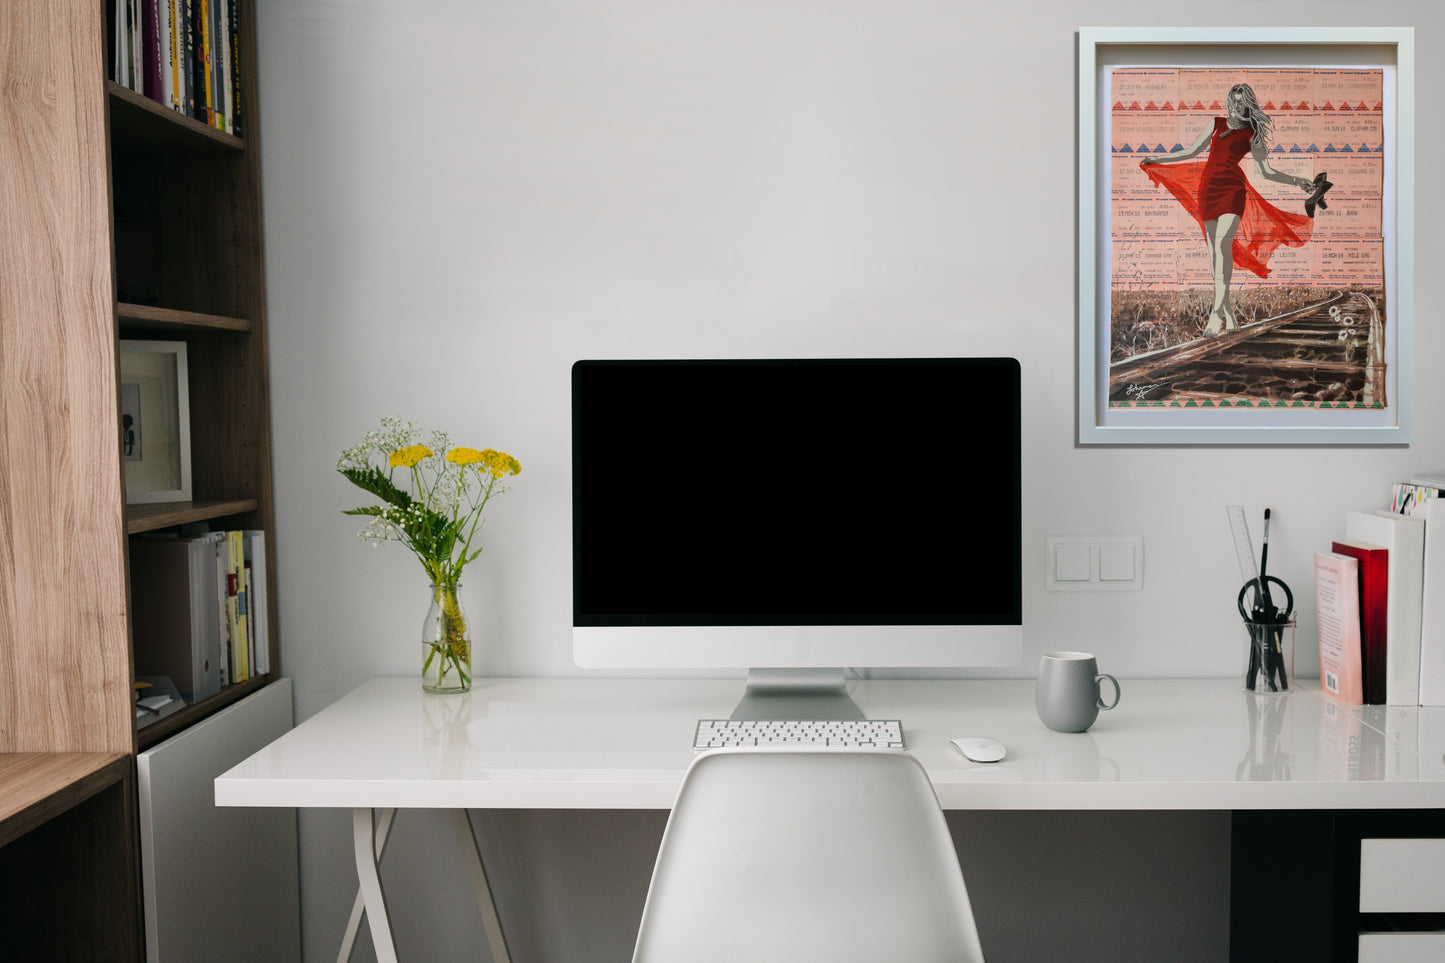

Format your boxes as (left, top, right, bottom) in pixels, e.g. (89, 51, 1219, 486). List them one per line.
(389, 445, 433, 468)
(446, 447, 485, 466)
(478, 448, 522, 479)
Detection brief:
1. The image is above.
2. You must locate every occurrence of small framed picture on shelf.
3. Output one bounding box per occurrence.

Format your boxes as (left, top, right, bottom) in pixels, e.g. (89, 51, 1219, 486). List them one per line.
(1077, 27, 1414, 445)
(119, 340, 192, 504)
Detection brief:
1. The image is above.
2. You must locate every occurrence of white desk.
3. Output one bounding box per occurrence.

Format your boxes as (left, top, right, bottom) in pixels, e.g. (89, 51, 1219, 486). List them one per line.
(215, 677, 1445, 961)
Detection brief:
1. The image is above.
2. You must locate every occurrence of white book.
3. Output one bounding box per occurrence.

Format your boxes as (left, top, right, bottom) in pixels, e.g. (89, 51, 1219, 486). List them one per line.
(1415, 499, 1445, 705)
(157, 0, 173, 111)
(1346, 510, 1427, 705)
(214, 537, 230, 686)
(244, 530, 269, 676)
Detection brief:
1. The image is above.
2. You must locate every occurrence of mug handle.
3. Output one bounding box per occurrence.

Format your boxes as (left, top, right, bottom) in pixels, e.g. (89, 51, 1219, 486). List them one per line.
(1095, 673, 1121, 710)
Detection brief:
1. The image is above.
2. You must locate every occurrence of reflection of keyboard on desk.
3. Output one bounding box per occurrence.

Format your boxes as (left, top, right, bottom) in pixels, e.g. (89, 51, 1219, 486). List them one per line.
(693, 719, 906, 750)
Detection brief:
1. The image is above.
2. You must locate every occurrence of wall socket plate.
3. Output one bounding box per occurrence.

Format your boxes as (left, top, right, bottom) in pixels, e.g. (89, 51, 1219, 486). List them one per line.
(1045, 535, 1144, 591)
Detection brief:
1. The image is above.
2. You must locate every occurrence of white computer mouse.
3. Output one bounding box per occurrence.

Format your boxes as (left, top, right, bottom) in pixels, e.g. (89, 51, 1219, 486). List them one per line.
(950, 736, 1007, 763)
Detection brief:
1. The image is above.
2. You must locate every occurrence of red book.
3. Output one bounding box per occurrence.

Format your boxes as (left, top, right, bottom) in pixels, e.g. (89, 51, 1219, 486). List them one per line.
(1333, 540, 1389, 704)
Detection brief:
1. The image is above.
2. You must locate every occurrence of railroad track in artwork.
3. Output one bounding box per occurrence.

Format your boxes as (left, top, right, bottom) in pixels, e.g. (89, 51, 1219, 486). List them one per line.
(1109, 290, 1385, 408)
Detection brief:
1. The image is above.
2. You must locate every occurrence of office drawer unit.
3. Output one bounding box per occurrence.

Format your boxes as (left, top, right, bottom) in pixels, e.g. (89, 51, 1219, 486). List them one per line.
(1358, 933, 1445, 962)
(139, 679, 300, 962)
(1359, 838, 1445, 912)
(1357, 837, 1445, 960)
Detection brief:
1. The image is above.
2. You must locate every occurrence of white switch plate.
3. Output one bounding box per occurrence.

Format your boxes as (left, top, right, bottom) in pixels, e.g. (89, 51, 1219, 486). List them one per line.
(1046, 536, 1144, 591)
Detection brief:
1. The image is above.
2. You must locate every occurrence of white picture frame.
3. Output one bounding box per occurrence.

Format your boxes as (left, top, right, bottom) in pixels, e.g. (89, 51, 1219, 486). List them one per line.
(119, 339, 192, 503)
(1077, 27, 1414, 445)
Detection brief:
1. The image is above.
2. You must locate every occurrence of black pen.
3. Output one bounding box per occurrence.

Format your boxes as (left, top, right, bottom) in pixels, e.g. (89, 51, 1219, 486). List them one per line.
(1258, 508, 1274, 616)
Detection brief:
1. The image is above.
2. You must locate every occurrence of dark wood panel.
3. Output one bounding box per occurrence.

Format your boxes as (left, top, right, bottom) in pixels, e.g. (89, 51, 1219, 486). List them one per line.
(0, 769, 142, 961)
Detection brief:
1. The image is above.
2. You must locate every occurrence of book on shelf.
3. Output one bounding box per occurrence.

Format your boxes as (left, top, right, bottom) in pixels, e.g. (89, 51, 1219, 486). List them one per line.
(111, 0, 242, 130)
(129, 532, 225, 703)
(1416, 498, 1445, 705)
(1392, 481, 1441, 516)
(224, 528, 249, 681)
(228, 0, 243, 136)
(1344, 510, 1427, 706)
(158, 0, 176, 113)
(213, 535, 229, 687)
(243, 529, 269, 675)
(142, 0, 161, 101)
(1331, 539, 1388, 705)
(1314, 552, 1363, 704)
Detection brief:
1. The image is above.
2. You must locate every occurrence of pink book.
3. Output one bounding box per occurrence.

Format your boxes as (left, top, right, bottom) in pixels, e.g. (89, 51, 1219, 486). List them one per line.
(1315, 552, 1364, 704)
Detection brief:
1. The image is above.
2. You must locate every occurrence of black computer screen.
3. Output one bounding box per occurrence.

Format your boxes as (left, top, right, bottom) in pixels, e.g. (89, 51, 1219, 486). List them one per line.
(572, 358, 1021, 628)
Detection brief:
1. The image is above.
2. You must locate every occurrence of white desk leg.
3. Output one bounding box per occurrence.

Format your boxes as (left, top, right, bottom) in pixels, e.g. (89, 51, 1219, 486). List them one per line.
(352, 807, 400, 963)
(339, 807, 397, 963)
(450, 810, 513, 963)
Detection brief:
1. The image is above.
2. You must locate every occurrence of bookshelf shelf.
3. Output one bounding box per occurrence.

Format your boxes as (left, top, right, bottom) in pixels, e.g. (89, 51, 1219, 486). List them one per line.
(106, 81, 243, 152)
(0, 754, 130, 850)
(136, 676, 270, 750)
(118, 302, 253, 334)
(127, 499, 262, 535)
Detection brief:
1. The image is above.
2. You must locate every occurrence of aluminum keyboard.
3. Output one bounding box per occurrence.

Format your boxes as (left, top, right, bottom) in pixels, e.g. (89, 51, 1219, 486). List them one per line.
(693, 718, 906, 750)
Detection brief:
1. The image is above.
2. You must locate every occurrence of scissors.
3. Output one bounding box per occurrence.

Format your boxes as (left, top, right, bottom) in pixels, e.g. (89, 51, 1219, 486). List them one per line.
(1238, 575, 1293, 692)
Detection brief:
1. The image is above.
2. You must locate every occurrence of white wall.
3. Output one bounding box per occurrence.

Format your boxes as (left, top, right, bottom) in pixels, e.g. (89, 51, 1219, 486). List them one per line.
(256, 2, 1442, 960)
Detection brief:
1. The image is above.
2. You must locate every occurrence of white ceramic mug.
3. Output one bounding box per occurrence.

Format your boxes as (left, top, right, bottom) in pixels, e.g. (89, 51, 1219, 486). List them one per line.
(1036, 651, 1121, 733)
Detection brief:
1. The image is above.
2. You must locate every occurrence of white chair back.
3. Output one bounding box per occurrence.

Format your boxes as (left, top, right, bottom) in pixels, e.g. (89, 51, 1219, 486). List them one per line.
(632, 748, 986, 963)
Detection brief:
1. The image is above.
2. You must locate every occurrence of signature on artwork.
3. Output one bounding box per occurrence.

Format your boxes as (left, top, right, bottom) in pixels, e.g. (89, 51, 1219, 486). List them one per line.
(1126, 382, 1167, 399)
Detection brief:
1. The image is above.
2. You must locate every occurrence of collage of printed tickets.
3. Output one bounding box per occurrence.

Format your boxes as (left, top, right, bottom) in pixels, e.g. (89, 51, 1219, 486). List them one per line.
(1107, 67, 1386, 409)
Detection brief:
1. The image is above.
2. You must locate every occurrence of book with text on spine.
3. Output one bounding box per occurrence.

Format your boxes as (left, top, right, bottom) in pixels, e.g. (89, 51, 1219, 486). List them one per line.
(1315, 552, 1363, 704)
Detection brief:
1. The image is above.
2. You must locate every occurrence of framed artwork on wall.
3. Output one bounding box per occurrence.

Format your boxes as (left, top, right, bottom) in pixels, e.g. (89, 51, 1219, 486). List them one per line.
(1077, 27, 1414, 445)
(119, 339, 192, 503)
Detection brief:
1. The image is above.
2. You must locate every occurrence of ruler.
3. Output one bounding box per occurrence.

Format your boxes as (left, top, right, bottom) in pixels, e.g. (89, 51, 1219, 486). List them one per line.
(1226, 505, 1259, 585)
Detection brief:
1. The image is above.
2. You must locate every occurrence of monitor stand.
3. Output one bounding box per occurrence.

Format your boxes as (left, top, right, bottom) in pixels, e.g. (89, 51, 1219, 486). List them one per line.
(728, 668, 865, 721)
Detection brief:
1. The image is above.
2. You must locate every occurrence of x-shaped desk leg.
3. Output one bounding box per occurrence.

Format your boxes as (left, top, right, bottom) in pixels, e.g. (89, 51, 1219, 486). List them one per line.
(342, 808, 512, 963)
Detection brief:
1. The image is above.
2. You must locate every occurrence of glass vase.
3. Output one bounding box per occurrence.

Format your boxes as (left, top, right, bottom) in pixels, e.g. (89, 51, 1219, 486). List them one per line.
(421, 580, 471, 694)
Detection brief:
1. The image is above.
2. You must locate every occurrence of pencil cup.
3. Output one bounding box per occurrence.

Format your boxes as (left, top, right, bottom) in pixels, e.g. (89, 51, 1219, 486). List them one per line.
(1242, 619, 1294, 694)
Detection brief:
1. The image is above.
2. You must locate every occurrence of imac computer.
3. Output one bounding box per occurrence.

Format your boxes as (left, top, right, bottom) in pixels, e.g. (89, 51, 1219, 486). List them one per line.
(572, 357, 1022, 721)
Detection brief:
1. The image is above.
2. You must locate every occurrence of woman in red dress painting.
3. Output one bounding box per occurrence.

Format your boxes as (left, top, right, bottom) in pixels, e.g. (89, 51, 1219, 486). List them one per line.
(1140, 84, 1317, 336)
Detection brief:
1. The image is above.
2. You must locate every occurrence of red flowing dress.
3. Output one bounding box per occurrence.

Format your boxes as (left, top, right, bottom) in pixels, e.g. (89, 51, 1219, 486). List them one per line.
(1139, 118, 1312, 279)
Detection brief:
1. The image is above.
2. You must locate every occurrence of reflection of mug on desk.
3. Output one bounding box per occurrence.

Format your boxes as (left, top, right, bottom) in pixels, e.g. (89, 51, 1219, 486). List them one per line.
(1036, 652, 1121, 733)
(1033, 730, 1120, 782)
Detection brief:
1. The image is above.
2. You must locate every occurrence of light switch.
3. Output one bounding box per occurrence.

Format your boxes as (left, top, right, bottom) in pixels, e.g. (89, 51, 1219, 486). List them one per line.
(1099, 543, 1135, 581)
(1055, 544, 1092, 582)
(1046, 536, 1143, 591)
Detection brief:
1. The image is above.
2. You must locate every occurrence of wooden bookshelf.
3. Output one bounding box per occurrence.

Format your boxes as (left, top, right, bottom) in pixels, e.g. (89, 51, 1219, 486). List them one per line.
(0, 754, 131, 850)
(0, 0, 279, 955)
(127, 498, 262, 535)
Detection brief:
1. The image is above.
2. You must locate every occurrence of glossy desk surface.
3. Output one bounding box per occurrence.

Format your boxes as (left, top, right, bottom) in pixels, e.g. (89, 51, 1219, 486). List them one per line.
(215, 677, 1445, 811)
